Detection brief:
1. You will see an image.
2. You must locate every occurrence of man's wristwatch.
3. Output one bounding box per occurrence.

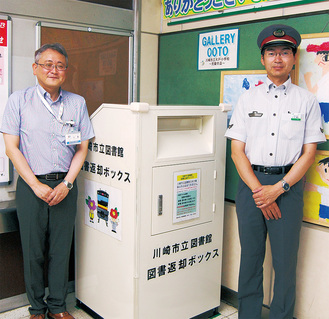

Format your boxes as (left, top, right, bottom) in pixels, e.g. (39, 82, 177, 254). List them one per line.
(281, 179, 290, 192)
(63, 179, 73, 190)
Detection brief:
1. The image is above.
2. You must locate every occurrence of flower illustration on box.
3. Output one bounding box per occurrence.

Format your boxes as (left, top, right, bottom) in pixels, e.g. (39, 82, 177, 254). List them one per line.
(86, 196, 96, 223)
(110, 207, 120, 233)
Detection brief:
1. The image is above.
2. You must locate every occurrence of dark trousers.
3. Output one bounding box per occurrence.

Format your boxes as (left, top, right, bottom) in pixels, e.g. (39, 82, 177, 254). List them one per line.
(16, 176, 77, 315)
(236, 171, 304, 319)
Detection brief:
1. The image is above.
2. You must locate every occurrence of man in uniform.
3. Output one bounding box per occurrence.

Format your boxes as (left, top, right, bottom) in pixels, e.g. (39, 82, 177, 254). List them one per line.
(1, 43, 94, 319)
(225, 25, 326, 319)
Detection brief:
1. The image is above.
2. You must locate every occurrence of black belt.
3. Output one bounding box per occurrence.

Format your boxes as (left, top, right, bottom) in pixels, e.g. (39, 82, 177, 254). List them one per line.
(252, 164, 293, 175)
(36, 172, 67, 181)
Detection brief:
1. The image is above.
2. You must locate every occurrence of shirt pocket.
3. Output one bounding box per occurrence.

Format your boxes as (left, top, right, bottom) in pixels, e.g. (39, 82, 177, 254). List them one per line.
(281, 112, 305, 140)
(246, 111, 267, 138)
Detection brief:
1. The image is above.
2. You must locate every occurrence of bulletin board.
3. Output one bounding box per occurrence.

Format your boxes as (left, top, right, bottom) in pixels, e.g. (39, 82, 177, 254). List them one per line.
(37, 23, 133, 115)
(158, 12, 329, 201)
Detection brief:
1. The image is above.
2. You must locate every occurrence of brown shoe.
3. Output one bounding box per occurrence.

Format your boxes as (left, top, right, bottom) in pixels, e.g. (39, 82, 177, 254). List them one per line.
(30, 315, 45, 319)
(47, 312, 74, 319)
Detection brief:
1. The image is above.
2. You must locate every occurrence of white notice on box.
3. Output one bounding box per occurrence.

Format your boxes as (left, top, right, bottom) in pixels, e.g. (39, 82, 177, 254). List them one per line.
(173, 169, 200, 223)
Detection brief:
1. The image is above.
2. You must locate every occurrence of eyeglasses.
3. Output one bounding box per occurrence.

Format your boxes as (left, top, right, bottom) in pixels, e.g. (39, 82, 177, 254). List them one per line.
(264, 50, 293, 59)
(35, 62, 68, 71)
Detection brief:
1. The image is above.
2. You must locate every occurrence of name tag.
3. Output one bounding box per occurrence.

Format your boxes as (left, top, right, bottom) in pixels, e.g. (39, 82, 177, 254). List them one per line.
(66, 132, 81, 145)
(291, 113, 302, 121)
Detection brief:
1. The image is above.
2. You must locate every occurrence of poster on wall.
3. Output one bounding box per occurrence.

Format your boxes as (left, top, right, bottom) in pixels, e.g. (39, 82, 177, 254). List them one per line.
(198, 29, 239, 70)
(84, 179, 123, 240)
(220, 70, 267, 124)
(297, 33, 329, 139)
(303, 150, 329, 228)
(0, 18, 12, 185)
(173, 169, 200, 223)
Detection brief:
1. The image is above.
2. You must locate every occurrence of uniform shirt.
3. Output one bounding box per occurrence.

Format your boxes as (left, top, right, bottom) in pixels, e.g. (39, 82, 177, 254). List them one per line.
(225, 77, 326, 166)
(1, 84, 94, 175)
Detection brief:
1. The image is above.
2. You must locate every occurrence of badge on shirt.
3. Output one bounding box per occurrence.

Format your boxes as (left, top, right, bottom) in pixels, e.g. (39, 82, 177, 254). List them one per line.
(291, 113, 302, 121)
(66, 132, 81, 145)
(248, 111, 263, 117)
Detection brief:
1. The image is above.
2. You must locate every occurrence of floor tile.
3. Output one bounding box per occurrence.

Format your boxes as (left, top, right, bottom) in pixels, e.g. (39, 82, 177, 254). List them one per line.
(218, 302, 238, 316)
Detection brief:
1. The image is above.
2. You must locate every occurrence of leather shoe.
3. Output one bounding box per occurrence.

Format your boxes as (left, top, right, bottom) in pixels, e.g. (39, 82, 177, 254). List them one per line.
(47, 312, 74, 319)
(30, 315, 45, 319)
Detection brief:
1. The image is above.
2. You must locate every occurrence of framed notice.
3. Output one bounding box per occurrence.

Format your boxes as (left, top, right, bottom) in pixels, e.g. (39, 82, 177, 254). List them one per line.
(173, 169, 200, 223)
(198, 29, 239, 70)
(0, 17, 12, 185)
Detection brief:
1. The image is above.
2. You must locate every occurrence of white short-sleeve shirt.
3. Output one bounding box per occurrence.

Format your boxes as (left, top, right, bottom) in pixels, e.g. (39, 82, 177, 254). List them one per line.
(225, 77, 326, 166)
(1, 85, 95, 175)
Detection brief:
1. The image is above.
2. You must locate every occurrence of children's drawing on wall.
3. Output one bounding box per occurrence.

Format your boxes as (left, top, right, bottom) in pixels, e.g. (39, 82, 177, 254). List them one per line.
(84, 179, 122, 240)
(303, 150, 329, 228)
(297, 33, 329, 139)
(220, 70, 267, 125)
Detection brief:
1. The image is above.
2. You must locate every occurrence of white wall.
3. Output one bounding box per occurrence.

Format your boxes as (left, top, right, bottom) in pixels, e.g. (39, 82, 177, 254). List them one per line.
(295, 222, 329, 317)
(139, 0, 162, 105)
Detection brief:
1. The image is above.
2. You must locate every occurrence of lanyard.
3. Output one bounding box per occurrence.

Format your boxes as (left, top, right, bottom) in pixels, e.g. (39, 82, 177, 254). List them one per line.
(37, 87, 65, 125)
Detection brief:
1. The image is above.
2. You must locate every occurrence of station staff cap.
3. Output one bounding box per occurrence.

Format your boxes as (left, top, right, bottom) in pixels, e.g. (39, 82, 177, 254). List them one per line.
(257, 24, 301, 51)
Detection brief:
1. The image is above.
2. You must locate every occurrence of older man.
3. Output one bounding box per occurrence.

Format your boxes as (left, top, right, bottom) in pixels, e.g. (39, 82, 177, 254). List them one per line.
(1, 43, 94, 319)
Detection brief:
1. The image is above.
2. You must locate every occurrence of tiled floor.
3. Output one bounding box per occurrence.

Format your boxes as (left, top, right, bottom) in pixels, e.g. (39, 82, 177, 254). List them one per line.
(0, 293, 240, 319)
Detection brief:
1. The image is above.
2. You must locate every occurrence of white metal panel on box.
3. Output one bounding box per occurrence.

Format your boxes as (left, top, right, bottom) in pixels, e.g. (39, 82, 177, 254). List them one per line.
(75, 103, 227, 319)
